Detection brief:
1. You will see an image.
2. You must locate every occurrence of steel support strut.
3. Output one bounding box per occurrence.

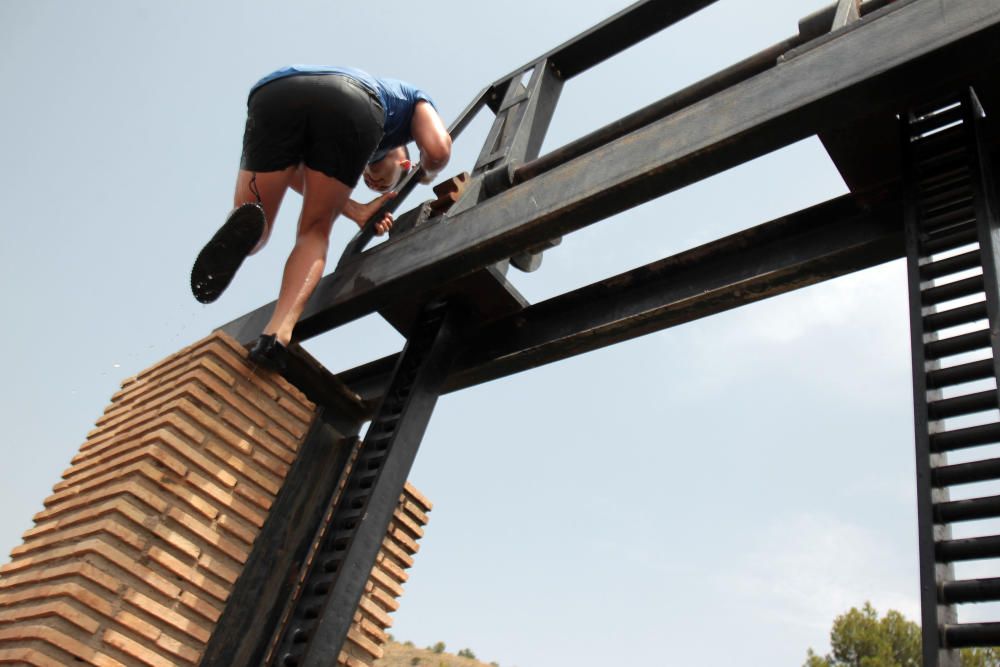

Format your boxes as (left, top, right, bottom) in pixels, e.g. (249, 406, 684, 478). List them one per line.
(220, 0, 1000, 347)
(448, 57, 564, 271)
(199, 412, 364, 667)
(902, 88, 1000, 666)
(264, 301, 461, 667)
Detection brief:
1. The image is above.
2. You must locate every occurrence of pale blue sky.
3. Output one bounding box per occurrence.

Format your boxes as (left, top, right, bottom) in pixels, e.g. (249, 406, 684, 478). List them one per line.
(0, 1, 941, 664)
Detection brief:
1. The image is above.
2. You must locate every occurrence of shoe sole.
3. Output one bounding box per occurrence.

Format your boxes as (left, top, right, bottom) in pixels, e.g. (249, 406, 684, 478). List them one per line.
(191, 203, 266, 304)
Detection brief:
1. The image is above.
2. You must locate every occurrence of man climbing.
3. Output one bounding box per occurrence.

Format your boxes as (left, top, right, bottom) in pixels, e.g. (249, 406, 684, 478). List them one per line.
(191, 65, 451, 371)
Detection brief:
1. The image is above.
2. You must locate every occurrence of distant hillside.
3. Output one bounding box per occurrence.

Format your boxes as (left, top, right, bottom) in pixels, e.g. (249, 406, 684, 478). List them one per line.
(374, 640, 498, 667)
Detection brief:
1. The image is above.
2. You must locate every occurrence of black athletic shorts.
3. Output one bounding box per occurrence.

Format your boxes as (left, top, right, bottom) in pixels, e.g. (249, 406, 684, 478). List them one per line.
(239, 74, 385, 187)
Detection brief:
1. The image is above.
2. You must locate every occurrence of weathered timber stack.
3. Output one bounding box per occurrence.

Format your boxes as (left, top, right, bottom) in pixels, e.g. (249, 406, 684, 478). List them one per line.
(339, 484, 431, 667)
(0, 332, 431, 667)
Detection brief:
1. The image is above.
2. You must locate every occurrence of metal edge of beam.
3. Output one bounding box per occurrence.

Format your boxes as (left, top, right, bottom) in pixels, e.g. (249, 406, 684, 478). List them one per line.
(220, 0, 1000, 347)
(490, 0, 719, 85)
(514, 0, 918, 184)
(338, 192, 903, 405)
(513, 34, 797, 183)
(451, 196, 903, 389)
(198, 411, 362, 667)
(296, 308, 459, 667)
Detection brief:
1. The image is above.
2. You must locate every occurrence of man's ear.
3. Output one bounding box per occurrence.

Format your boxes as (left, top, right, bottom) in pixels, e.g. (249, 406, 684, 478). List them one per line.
(400, 159, 412, 171)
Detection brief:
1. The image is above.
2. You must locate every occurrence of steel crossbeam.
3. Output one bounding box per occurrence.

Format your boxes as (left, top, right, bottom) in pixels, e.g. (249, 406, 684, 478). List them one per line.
(338, 192, 903, 405)
(210, 2, 1000, 665)
(221, 0, 1000, 347)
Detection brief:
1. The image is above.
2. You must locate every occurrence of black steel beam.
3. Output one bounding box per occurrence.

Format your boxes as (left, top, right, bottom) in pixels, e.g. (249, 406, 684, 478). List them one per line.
(284, 305, 459, 667)
(454, 196, 902, 388)
(513, 35, 796, 184)
(340, 193, 902, 406)
(492, 0, 718, 85)
(221, 0, 1000, 348)
(199, 412, 361, 667)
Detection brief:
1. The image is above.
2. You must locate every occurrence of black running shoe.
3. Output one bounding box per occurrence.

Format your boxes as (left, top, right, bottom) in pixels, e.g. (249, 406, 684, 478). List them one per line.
(248, 333, 289, 372)
(191, 203, 266, 304)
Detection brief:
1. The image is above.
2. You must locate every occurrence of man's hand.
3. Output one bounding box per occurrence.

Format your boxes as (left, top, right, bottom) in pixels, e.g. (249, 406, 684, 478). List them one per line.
(350, 191, 396, 235)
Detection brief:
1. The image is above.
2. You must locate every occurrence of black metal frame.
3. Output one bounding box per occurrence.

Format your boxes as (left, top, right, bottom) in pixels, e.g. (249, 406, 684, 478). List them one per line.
(266, 302, 460, 667)
(900, 87, 1000, 663)
(208, 1, 1000, 664)
(221, 0, 1000, 346)
(199, 414, 364, 667)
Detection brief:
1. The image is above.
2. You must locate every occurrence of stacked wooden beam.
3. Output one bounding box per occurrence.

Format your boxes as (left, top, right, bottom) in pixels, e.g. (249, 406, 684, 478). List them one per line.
(0, 332, 432, 666)
(338, 483, 431, 667)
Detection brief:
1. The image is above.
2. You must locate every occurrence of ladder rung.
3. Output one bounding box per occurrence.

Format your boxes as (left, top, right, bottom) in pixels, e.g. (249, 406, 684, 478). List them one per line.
(288, 618, 316, 638)
(919, 164, 969, 194)
(911, 95, 964, 119)
(374, 417, 400, 432)
(309, 575, 336, 596)
(943, 622, 1000, 649)
(937, 534, 1000, 561)
(923, 301, 988, 333)
(935, 493, 1000, 523)
(910, 104, 964, 134)
(920, 188, 973, 217)
(920, 203, 976, 234)
(920, 250, 981, 281)
(910, 132, 966, 160)
(921, 190, 974, 217)
(922, 221, 976, 246)
(280, 650, 304, 666)
(927, 359, 995, 389)
(922, 275, 985, 306)
(367, 432, 393, 444)
(927, 390, 997, 420)
(279, 651, 302, 667)
(941, 577, 1000, 604)
(920, 187, 974, 217)
(925, 329, 991, 360)
(934, 456, 1000, 486)
(922, 196, 975, 224)
(923, 226, 978, 255)
(915, 145, 965, 173)
(913, 123, 965, 153)
(931, 422, 1000, 452)
(335, 507, 364, 524)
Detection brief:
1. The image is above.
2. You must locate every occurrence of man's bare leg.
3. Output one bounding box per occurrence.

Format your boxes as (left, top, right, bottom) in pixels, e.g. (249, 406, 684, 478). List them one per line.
(233, 167, 296, 253)
(261, 167, 353, 346)
(192, 166, 299, 304)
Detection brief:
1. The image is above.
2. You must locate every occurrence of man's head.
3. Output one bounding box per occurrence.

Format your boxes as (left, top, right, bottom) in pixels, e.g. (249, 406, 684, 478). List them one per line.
(363, 146, 411, 192)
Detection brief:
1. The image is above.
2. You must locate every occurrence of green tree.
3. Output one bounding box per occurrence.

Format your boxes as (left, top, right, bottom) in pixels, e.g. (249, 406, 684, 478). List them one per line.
(962, 647, 1000, 667)
(807, 603, 1000, 667)
(804, 602, 920, 667)
(431, 641, 446, 654)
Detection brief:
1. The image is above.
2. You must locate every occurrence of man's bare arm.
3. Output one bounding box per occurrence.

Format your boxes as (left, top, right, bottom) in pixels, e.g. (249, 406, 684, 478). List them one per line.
(411, 100, 452, 184)
(288, 165, 393, 234)
(343, 192, 396, 235)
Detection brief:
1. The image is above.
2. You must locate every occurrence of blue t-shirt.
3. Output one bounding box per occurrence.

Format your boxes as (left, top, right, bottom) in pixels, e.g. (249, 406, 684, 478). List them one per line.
(250, 65, 435, 163)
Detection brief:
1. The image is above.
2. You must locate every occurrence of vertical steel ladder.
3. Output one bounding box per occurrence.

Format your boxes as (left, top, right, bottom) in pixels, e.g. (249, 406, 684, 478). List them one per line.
(265, 300, 458, 667)
(903, 87, 1000, 666)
